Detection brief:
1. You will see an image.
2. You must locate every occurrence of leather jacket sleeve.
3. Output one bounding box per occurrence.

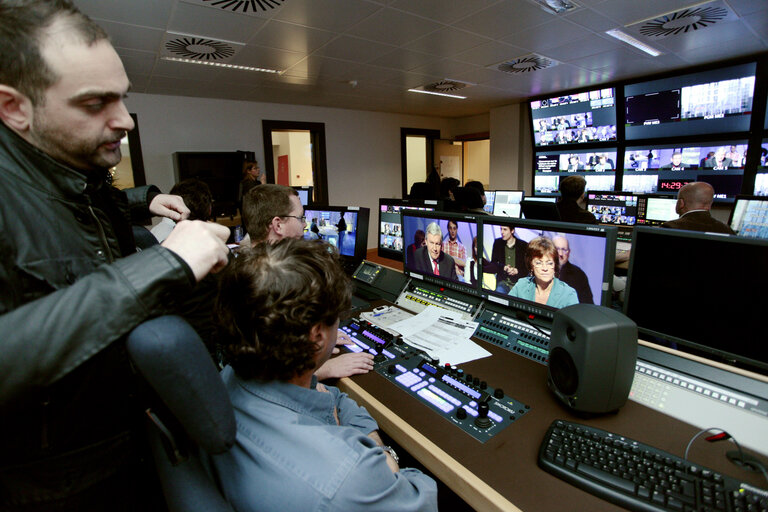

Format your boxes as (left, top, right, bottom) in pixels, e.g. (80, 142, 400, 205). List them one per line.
(0, 245, 192, 405)
(124, 184, 161, 226)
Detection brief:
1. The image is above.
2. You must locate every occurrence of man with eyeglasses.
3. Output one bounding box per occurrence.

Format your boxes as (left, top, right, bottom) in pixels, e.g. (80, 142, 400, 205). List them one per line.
(553, 235, 593, 304)
(241, 184, 374, 380)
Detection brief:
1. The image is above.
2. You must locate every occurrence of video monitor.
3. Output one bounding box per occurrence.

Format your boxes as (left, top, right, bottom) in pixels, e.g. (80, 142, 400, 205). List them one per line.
(729, 195, 768, 239)
(624, 62, 756, 140)
(530, 87, 617, 147)
(586, 192, 638, 227)
(479, 217, 616, 314)
(622, 141, 747, 200)
(483, 190, 496, 214)
(525, 196, 557, 203)
(534, 148, 618, 196)
(492, 190, 524, 217)
(292, 186, 313, 206)
(636, 195, 678, 226)
(624, 227, 768, 375)
(378, 198, 440, 261)
(302, 206, 369, 265)
(401, 210, 480, 294)
(755, 140, 768, 196)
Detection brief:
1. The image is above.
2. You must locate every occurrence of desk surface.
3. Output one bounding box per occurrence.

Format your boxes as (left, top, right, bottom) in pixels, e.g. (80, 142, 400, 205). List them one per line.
(339, 301, 767, 512)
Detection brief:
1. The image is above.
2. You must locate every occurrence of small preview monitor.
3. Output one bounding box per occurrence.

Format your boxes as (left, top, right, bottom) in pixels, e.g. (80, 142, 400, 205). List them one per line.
(401, 210, 480, 294)
(483, 191, 496, 214)
(378, 198, 439, 261)
(624, 62, 756, 140)
(586, 192, 639, 227)
(479, 217, 616, 312)
(636, 195, 679, 226)
(729, 195, 768, 239)
(534, 148, 618, 197)
(291, 186, 313, 206)
(754, 140, 768, 196)
(492, 190, 524, 217)
(530, 87, 617, 147)
(303, 205, 369, 266)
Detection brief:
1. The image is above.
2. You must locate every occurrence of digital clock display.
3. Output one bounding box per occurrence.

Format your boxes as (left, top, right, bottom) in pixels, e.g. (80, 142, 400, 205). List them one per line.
(658, 179, 693, 191)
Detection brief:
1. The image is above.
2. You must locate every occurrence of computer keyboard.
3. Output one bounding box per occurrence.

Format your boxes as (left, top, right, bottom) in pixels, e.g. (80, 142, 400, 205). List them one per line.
(538, 419, 768, 512)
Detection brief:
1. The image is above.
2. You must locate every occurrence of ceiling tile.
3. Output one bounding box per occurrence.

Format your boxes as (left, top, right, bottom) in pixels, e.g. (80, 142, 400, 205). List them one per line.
(503, 18, 599, 52)
(115, 48, 157, 76)
(596, 0, 708, 26)
(651, 20, 753, 54)
(346, 8, 443, 46)
(567, 47, 661, 71)
(389, 0, 499, 25)
(152, 58, 223, 81)
(312, 36, 396, 63)
(274, 0, 382, 32)
(565, 8, 622, 33)
(168, 2, 266, 43)
(282, 56, 359, 79)
(231, 45, 306, 71)
(675, 35, 766, 64)
(453, 41, 529, 67)
(722, 0, 768, 16)
(99, 20, 164, 53)
(408, 59, 483, 80)
(74, 0, 174, 29)
(404, 27, 489, 57)
(453, 0, 556, 40)
(247, 20, 336, 53)
(543, 35, 623, 62)
(369, 48, 438, 71)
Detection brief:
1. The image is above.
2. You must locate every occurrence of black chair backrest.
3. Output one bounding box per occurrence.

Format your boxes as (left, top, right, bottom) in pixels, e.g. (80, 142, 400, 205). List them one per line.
(521, 200, 562, 221)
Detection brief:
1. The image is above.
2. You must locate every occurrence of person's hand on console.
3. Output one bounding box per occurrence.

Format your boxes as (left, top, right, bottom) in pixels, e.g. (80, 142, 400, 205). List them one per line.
(333, 330, 355, 355)
(149, 193, 191, 221)
(315, 352, 374, 380)
(162, 221, 230, 281)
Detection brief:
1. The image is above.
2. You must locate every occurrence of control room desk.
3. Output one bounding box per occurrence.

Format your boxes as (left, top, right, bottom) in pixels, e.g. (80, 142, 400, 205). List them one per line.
(338, 301, 766, 512)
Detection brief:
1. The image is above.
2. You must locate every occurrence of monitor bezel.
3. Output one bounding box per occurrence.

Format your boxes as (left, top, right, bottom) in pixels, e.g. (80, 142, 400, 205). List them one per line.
(302, 205, 370, 264)
(728, 194, 768, 236)
(377, 198, 441, 261)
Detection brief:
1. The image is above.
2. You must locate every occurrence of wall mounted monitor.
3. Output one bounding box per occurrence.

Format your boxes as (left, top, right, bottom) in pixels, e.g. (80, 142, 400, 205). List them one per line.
(401, 210, 481, 296)
(492, 190, 525, 217)
(755, 140, 768, 196)
(479, 217, 616, 316)
(530, 87, 617, 147)
(624, 62, 756, 140)
(378, 198, 440, 261)
(635, 195, 679, 226)
(728, 195, 768, 239)
(302, 206, 369, 267)
(174, 151, 245, 217)
(622, 141, 748, 201)
(586, 191, 639, 229)
(534, 148, 618, 196)
(624, 227, 768, 375)
(483, 190, 496, 214)
(291, 186, 313, 206)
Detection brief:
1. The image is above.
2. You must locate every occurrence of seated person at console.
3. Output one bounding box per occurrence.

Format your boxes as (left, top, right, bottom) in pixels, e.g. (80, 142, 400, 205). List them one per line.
(661, 182, 735, 234)
(509, 237, 578, 308)
(412, 222, 458, 281)
(242, 184, 374, 379)
(556, 175, 598, 225)
(210, 240, 438, 511)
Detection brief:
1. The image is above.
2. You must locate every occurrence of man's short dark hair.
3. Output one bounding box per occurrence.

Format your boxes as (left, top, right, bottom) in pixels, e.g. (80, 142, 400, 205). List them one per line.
(0, 0, 108, 105)
(241, 184, 299, 242)
(559, 175, 587, 200)
(170, 178, 212, 221)
(215, 239, 352, 381)
(464, 180, 485, 196)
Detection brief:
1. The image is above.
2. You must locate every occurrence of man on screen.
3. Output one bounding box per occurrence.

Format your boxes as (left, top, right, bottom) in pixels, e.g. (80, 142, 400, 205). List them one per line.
(704, 147, 732, 170)
(442, 219, 467, 277)
(413, 222, 458, 280)
(660, 152, 686, 171)
(487, 226, 528, 294)
(553, 236, 594, 304)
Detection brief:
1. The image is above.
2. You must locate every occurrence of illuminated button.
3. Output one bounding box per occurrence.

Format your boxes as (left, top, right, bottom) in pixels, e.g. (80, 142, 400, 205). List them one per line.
(427, 385, 462, 407)
(368, 349, 377, 355)
(346, 344, 364, 353)
(416, 388, 454, 413)
(712, 392, 720, 399)
(738, 401, 746, 408)
(462, 405, 478, 417)
(695, 386, 703, 393)
(488, 411, 503, 423)
(396, 372, 421, 387)
(411, 381, 429, 392)
(428, 377, 436, 383)
(382, 350, 396, 359)
(354, 339, 371, 351)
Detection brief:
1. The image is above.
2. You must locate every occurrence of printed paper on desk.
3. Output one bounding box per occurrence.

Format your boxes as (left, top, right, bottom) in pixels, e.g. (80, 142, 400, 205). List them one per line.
(389, 305, 490, 366)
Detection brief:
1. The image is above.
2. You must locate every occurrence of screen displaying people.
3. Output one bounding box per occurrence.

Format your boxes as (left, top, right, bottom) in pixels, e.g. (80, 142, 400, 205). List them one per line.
(480, 222, 609, 308)
(531, 88, 617, 147)
(303, 209, 358, 257)
(402, 215, 477, 287)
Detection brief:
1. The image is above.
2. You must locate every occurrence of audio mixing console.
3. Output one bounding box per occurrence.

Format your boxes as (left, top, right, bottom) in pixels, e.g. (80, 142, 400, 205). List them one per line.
(473, 303, 551, 365)
(340, 318, 530, 442)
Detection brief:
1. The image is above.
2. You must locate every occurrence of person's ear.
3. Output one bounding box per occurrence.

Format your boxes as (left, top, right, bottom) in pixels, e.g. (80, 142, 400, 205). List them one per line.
(0, 85, 33, 133)
(270, 216, 283, 236)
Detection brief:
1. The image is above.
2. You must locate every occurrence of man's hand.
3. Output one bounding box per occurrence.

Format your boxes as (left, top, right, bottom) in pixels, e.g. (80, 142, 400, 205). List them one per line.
(315, 352, 374, 380)
(333, 330, 356, 355)
(150, 194, 190, 221)
(503, 265, 519, 277)
(162, 221, 230, 281)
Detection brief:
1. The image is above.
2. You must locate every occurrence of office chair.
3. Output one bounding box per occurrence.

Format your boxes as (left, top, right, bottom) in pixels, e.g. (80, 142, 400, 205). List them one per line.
(521, 199, 562, 221)
(126, 316, 236, 512)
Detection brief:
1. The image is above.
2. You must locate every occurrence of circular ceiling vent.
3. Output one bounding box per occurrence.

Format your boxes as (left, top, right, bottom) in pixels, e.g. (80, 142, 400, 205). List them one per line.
(165, 37, 235, 61)
(497, 55, 556, 74)
(424, 80, 468, 93)
(197, 0, 285, 13)
(639, 6, 728, 37)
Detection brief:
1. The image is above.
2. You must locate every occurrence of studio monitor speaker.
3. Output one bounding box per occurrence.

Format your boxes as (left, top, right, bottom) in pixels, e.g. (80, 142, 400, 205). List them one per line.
(548, 304, 637, 414)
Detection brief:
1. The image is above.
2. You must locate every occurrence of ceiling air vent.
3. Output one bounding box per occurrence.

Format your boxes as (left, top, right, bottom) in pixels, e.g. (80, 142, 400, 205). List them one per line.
(162, 33, 244, 61)
(495, 54, 558, 74)
(181, 0, 286, 14)
(626, 1, 737, 39)
(422, 80, 471, 93)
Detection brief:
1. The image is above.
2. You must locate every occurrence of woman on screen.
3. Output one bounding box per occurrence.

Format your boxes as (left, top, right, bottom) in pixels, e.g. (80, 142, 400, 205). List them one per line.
(509, 237, 578, 308)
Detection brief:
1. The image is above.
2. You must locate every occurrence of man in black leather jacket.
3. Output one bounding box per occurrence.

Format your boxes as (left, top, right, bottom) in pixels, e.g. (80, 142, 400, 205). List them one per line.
(0, 2, 230, 509)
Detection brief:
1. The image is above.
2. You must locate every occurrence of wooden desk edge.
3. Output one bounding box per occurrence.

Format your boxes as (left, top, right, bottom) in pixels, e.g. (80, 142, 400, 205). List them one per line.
(338, 377, 522, 512)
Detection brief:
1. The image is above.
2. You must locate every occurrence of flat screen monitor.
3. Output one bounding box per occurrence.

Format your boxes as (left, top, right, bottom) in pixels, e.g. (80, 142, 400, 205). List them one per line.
(636, 195, 679, 226)
(525, 196, 558, 203)
(401, 210, 481, 295)
(492, 190, 524, 217)
(479, 217, 616, 314)
(483, 191, 496, 214)
(729, 195, 768, 239)
(622, 141, 747, 201)
(378, 198, 440, 261)
(291, 186, 313, 206)
(624, 62, 756, 140)
(586, 192, 639, 227)
(302, 206, 369, 266)
(534, 148, 618, 196)
(755, 140, 768, 196)
(530, 87, 617, 147)
(624, 227, 768, 375)
(174, 151, 244, 217)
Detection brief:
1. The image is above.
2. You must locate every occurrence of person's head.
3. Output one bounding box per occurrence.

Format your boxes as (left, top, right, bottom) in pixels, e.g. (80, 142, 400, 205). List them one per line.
(559, 175, 587, 201)
(0, 1, 134, 173)
(242, 160, 260, 179)
(425, 222, 443, 261)
(671, 152, 683, 166)
(714, 147, 726, 162)
(413, 229, 425, 247)
(499, 225, 515, 242)
(447, 219, 459, 241)
(169, 178, 212, 221)
(598, 155, 607, 163)
(464, 180, 486, 205)
(216, 239, 352, 382)
(440, 177, 460, 200)
(552, 235, 570, 266)
(676, 181, 715, 215)
(242, 184, 303, 243)
(526, 237, 559, 285)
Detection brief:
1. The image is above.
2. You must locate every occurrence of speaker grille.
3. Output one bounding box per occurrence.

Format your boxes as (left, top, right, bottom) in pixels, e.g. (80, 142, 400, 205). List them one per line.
(549, 346, 578, 396)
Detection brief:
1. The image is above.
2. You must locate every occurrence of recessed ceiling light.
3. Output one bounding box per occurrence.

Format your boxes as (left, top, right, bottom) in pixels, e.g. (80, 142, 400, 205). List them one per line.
(160, 56, 282, 74)
(407, 89, 466, 100)
(533, 0, 578, 14)
(605, 29, 663, 57)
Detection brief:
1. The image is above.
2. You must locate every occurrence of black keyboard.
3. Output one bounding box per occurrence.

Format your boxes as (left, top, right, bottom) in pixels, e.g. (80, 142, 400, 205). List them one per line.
(539, 420, 768, 512)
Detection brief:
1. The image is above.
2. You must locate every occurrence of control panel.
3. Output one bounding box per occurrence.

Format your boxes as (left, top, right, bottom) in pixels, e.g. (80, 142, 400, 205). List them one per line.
(340, 318, 530, 443)
(396, 281, 481, 321)
(473, 303, 551, 365)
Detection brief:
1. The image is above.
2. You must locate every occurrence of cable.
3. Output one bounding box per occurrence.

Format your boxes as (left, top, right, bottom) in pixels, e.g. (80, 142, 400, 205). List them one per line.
(684, 427, 768, 485)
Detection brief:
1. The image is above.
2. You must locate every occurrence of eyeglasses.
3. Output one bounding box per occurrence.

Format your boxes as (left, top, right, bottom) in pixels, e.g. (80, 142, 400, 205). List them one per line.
(283, 215, 306, 223)
(532, 260, 555, 268)
(556, 247, 570, 253)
